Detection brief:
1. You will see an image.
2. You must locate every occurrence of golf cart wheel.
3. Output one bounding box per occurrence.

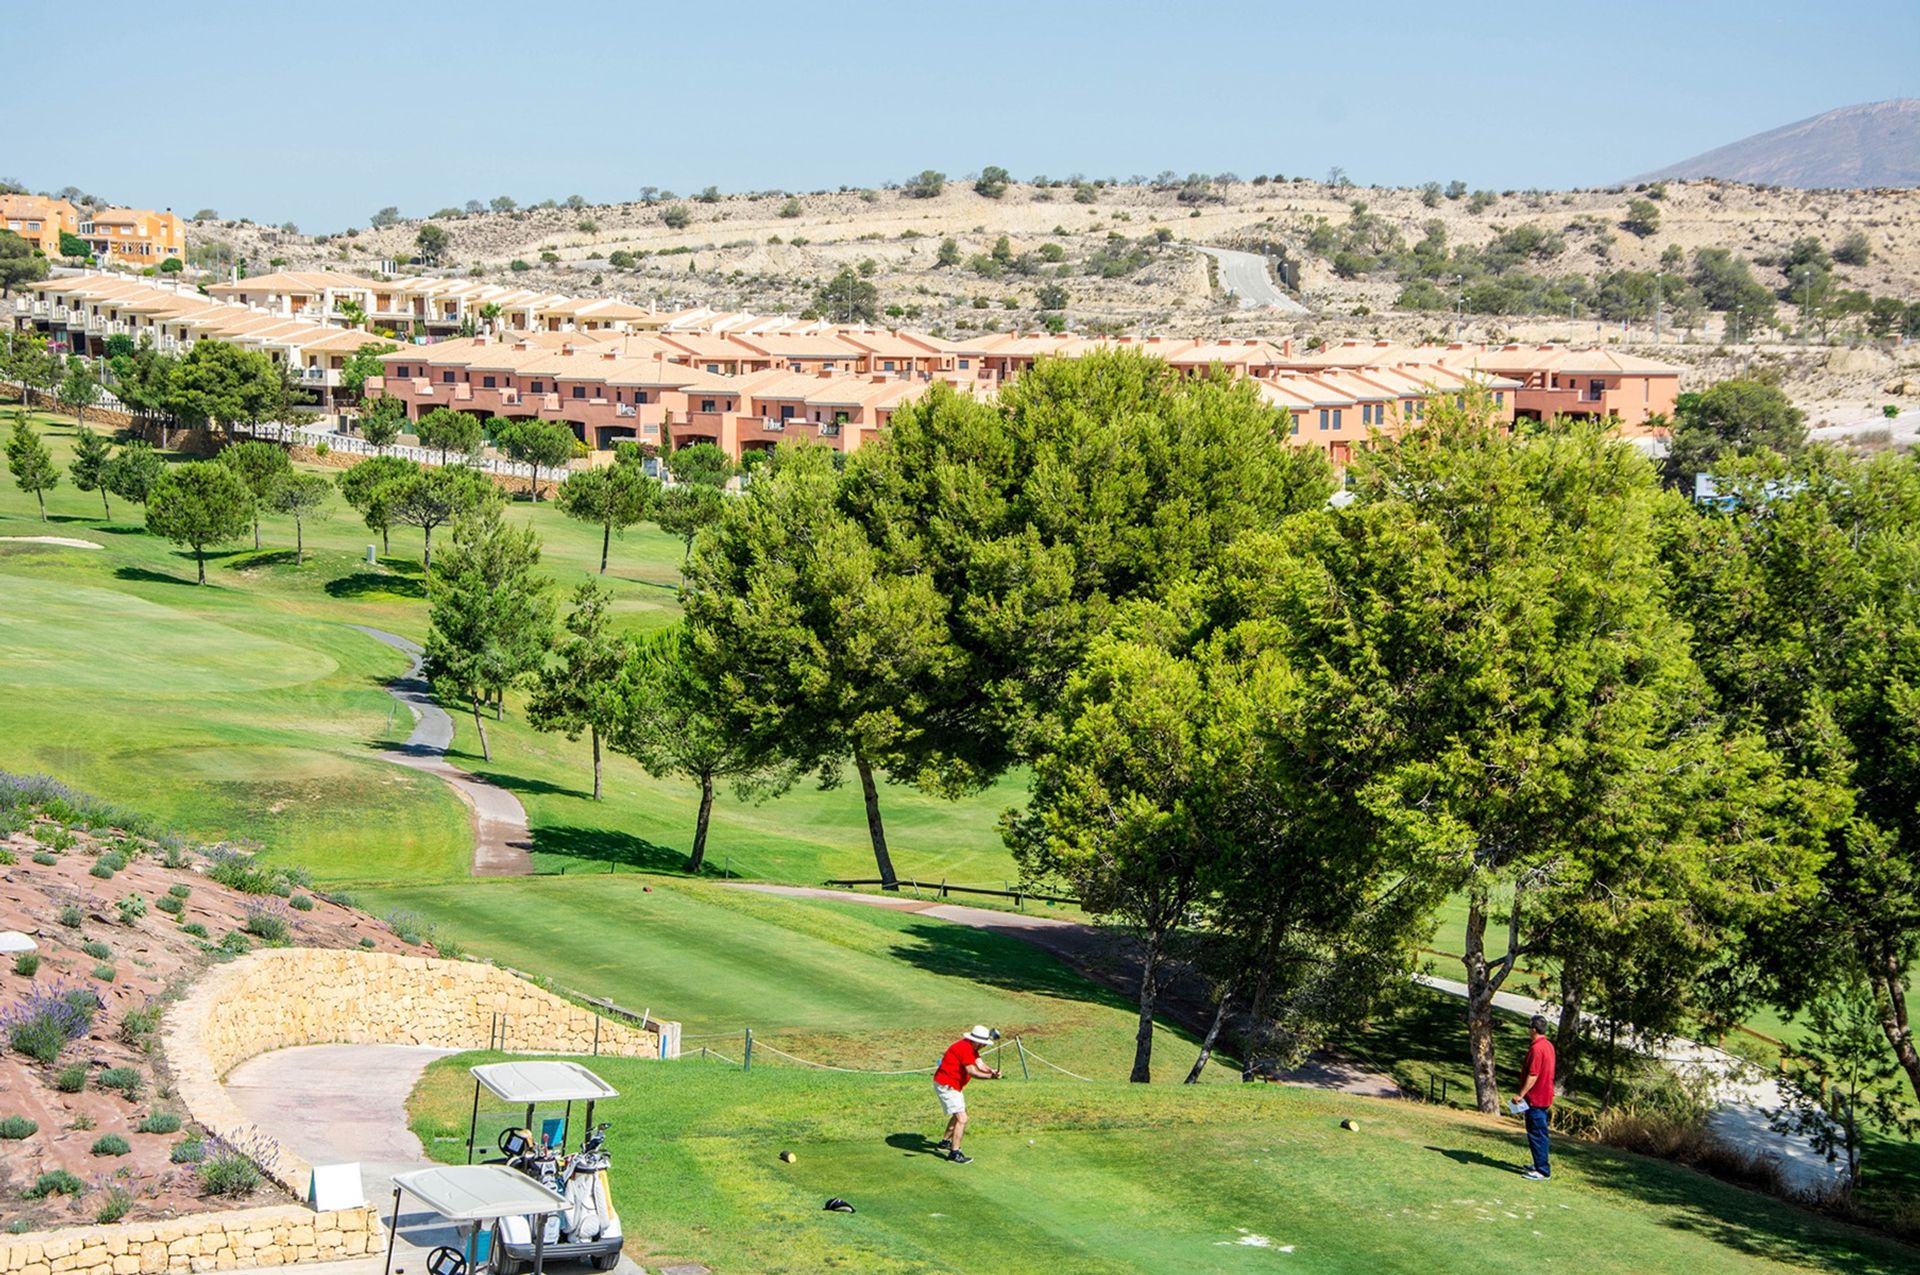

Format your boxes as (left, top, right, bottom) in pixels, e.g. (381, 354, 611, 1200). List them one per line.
(492, 1256, 522, 1275)
(591, 1254, 620, 1271)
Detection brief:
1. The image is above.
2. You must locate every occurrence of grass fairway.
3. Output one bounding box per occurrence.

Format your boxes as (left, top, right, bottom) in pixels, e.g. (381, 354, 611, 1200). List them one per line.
(409, 1052, 1914, 1275)
(0, 403, 1026, 887)
(363, 875, 1185, 1078)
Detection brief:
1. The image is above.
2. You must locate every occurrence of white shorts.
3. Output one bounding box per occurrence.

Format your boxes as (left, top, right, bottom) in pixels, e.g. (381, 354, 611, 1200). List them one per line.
(935, 1083, 966, 1116)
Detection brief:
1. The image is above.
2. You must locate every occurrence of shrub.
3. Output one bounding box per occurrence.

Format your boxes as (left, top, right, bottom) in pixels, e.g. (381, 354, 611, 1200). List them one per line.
(198, 1144, 263, 1197)
(358, 937, 376, 949)
(91, 1134, 130, 1156)
(1884, 404, 1901, 419)
(82, 940, 111, 960)
(660, 204, 691, 230)
(96, 1185, 133, 1223)
(92, 964, 115, 983)
(69, 1113, 94, 1131)
(32, 851, 57, 865)
(120, 1003, 161, 1045)
(289, 894, 314, 912)
(59, 904, 83, 927)
(0, 1115, 37, 1139)
(158, 837, 192, 869)
(218, 931, 251, 956)
(204, 847, 280, 895)
(155, 894, 184, 915)
(242, 901, 290, 943)
(24, 1170, 85, 1199)
(117, 895, 147, 923)
(386, 910, 427, 945)
(137, 1111, 181, 1135)
(55, 1063, 89, 1092)
(171, 1136, 206, 1164)
(181, 922, 208, 939)
(0, 847, 13, 865)
(13, 952, 39, 976)
(97, 1067, 143, 1099)
(3, 984, 97, 1062)
(167, 883, 192, 899)
(88, 860, 115, 880)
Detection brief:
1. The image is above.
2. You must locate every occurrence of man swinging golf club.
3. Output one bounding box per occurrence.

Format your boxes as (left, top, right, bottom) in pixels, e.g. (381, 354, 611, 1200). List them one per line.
(933, 1025, 1000, 1164)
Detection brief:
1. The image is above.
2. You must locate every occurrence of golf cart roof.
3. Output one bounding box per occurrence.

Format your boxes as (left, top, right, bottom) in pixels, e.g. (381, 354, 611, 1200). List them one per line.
(391, 1166, 566, 1221)
(470, 1060, 619, 1103)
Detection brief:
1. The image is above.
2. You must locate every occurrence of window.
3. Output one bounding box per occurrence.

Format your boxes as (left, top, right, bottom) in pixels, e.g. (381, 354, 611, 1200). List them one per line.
(700, 399, 716, 413)
(1494, 391, 1504, 406)
(1332, 409, 1343, 431)
(958, 358, 971, 369)
(1289, 417, 1299, 435)
(882, 360, 895, 372)
(636, 391, 648, 404)
(441, 371, 454, 384)
(705, 363, 719, 373)
(1318, 409, 1329, 431)
(483, 375, 496, 388)
(572, 385, 586, 399)
(779, 405, 796, 420)
(530, 381, 543, 393)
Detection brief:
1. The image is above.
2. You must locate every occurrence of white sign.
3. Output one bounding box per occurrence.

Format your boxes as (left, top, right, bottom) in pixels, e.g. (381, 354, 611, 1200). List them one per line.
(309, 1163, 365, 1211)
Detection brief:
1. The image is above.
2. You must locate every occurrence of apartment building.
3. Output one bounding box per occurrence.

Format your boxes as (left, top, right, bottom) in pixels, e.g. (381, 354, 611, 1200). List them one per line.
(0, 194, 80, 257)
(78, 208, 185, 265)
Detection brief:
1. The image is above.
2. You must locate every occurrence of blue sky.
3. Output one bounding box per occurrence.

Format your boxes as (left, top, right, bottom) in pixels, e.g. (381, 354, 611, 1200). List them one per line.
(7, 0, 1915, 232)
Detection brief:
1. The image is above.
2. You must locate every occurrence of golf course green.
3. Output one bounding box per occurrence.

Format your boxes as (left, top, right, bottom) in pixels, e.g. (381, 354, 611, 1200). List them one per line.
(408, 1051, 1915, 1275)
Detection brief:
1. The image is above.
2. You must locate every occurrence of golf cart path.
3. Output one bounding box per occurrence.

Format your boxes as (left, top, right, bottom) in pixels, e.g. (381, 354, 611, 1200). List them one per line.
(223, 1044, 649, 1275)
(1192, 246, 1311, 314)
(730, 884, 1399, 1097)
(348, 625, 533, 877)
(1414, 974, 1843, 1197)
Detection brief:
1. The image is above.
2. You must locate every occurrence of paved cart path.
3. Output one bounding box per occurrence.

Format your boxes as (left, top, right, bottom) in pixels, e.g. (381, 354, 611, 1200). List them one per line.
(1194, 245, 1310, 314)
(349, 625, 533, 877)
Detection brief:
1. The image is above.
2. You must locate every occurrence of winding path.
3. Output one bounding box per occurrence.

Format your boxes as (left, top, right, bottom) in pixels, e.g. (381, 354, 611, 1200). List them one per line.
(1193, 245, 1310, 314)
(349, 625, 533, 877)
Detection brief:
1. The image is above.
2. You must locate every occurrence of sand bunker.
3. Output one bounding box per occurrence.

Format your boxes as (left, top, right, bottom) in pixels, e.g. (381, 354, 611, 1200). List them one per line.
(0, 535, 103, 549)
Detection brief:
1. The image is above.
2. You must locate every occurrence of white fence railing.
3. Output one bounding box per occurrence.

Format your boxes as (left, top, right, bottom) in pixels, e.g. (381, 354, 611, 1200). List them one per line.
(231, 419, 548, 480)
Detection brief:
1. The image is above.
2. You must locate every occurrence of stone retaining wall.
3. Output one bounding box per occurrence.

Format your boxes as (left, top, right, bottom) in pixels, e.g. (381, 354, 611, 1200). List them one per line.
(0, 1206, 382, 1275)
(162, 948, 675, 1197)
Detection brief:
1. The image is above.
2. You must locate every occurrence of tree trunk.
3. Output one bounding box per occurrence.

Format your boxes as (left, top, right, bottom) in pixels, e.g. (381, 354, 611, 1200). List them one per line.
(294, 515, 305, 565)
(195, 546, 206, 584)
(589, 726, 602, 802)
(689, 771, 714, 874)
(470, 695, 492, 763)
(99, 487, 111, 520)
(1131, 930, 1163, 1084)
(35, 490, 46, 521)
(1554, 965, 1585, 1100)
(422, 525, 434, 578)
(853, 751, 899, 889)
(1186, 979, 1236, 1084)
(1462, 880, 1523, 1114)
(600, 520, 611, 574)
(253, 515, 261, 551)
(381, 526, 390, 556)
(1867, 941, 1920, 1105)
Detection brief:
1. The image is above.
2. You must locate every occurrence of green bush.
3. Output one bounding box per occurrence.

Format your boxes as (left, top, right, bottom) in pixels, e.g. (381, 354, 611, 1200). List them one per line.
(91, 1134, 131, 1156)
(159, 841, 193, 869)
(242, 906, 288, 943)
(289, 894, 314, 912)
(24, 1170, 85, 1199)
(55, 1063, 89, 1092)
(181, 922, 209, 939)
(32, 850, 57, 865)
(12, 952, 39, 976)
(92, 964, 115, 983)
(97, 1067, 143, 1099)
(155, 894, 184, 915)
(89, 860, 116, 880)
(0, 1115, 37, 1139)
(59, 904, 83, 927)
(358, 937, 376, 949)
(218, 931, 251, 956)
(5, 986, 96, 1063)
(171, 1136, 206, 1164)
(205, 852, 281, 895)
(167, 883, 192, 899)
(82, 940, 111, 960)
(120, 1003, 161, 1044)
(198, 1148, 263, 1197)
(137, 1111, 181, 1134)
(116, 895, 147, 923)
(95, 1185, 133, 1223)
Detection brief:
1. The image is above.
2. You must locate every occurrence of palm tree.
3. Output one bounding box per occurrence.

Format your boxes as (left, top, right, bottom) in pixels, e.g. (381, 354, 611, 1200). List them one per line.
(338, 299, 368, 331)
(479, 302, 503, 335)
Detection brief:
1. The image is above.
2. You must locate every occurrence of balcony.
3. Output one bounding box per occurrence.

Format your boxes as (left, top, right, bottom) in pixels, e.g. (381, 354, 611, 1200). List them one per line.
(615, 403, 637, 417)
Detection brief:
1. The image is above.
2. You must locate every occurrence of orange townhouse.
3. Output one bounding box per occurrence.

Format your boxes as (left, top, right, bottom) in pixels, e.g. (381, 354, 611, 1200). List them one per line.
(0, 194, 80, 258)
(78, 208, 186, 265)
(1438, 345, 1680, 432)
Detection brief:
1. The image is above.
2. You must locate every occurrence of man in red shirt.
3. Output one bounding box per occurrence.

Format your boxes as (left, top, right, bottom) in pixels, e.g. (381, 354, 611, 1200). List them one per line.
(933, 1025, 1000, 1164)
(1515, 1014, 1556, 1180)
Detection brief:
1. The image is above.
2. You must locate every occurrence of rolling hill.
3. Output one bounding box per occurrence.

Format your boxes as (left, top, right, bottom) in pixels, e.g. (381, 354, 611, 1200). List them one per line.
(1635, 98, 1920, 189)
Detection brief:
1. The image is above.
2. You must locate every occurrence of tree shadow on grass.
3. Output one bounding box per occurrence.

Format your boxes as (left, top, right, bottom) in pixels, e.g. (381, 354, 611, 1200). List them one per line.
(524, 823, 692, 875)
(112, 564, 202, 587)
(1567, 1142, 1916, 1274)
(94, 525, 149, 536)
(1425, 1145, 1524, 1175)
(887, 920, 1138, 1011)
(327, 571, 426, 601)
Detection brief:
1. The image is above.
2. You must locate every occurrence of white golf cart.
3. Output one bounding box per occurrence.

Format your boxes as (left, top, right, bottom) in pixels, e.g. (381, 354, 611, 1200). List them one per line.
(383, 1165, 568, 1275)
(464, 1061, 624, 1274)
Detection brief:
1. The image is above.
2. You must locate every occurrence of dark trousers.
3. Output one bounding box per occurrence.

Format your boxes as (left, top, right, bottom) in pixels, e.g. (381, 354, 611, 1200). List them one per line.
(1525, 1105, 1551, 1176)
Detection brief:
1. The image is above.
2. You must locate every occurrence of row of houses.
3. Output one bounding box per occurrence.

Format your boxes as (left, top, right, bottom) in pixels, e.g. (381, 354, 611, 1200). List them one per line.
(1, 196, 186, 265)
(9, 273, 394, 396)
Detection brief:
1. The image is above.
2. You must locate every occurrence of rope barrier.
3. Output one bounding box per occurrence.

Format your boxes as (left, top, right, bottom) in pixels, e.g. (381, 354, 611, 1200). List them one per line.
(1016, 1044, 1100, 1083)
(751, 1040, 937, 1075)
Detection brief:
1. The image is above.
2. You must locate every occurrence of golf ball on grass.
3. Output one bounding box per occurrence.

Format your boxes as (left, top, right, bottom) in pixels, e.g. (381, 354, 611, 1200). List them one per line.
(780, 1151, 796, 1163)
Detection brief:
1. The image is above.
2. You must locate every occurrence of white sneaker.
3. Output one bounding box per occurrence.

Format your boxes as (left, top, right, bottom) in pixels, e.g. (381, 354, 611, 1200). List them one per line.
(1523, 1169, 1550, 1181)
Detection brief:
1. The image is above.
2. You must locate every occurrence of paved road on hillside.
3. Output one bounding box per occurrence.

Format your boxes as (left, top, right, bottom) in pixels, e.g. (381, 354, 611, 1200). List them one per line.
(1194, 246, 1310, 314)
(349, 625, 533, 876)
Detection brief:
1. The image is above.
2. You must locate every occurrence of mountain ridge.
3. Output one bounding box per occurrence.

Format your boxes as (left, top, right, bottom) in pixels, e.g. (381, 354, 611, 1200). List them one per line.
(1633, 98, 1920, 189)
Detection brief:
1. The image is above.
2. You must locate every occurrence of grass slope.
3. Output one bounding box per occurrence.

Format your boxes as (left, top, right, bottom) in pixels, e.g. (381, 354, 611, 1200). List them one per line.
(409, 1052, 1915, 1275)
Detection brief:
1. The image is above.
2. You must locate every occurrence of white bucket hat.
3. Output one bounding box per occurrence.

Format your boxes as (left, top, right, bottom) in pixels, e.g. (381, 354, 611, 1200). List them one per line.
(965, 1025, 996, 1046)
